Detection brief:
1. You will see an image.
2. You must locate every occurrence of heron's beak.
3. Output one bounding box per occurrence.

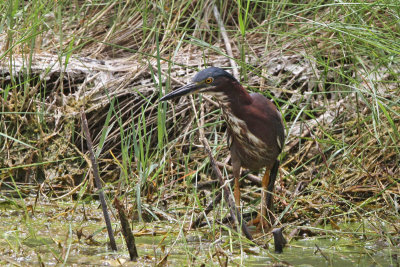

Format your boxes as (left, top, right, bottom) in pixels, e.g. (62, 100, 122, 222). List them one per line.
(160, 83, 204, 101)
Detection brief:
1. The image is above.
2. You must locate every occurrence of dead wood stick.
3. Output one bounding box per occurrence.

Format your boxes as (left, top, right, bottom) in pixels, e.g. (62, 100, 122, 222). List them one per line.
(114, 198, 138, 260)
(213, 5, 239, 80)
(81, 108, 117, 251)
(198, 104, 253, 240)
(272, 227, 287, 253)
(315, 244, 329, 261)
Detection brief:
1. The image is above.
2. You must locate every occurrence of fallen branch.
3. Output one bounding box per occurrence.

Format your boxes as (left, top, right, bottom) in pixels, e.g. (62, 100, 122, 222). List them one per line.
(81, 108, 117, 251)
(114, 198, 138, 260)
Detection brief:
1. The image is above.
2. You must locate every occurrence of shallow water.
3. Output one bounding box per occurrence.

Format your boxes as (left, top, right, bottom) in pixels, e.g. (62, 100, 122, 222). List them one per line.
(0, 199, 398, 266)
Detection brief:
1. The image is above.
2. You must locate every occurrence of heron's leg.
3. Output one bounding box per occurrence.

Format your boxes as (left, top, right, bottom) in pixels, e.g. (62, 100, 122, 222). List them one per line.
(258, 168, 272, 230)
(247, 169, 269, 228)
(249, 160, 280, 230)
(231, 151, 241, 207)
(233, 162, 241, 207)
(261, 169, 269, 214)
(266, 160, 279, 212)
(261, 160, 280, 229)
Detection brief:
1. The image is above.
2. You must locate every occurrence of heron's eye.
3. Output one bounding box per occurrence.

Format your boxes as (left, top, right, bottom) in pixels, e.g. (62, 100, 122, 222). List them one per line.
(205, 77, 214, 84)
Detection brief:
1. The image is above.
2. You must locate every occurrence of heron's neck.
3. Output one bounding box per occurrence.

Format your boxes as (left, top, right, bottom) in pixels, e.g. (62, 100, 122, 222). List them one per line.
(211, 83, 252, 136)
(212, 82, 252, 108)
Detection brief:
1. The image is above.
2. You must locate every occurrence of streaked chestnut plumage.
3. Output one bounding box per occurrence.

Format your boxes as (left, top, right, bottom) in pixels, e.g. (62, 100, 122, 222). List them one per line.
(160, 67, 285, 229)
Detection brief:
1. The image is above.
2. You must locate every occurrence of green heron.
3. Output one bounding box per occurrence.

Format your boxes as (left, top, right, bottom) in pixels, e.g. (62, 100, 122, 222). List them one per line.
(160, 67, 285, 229)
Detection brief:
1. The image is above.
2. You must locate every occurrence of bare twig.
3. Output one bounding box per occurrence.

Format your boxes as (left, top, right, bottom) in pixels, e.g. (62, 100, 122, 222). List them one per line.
(315, 244, 329, 261)
(81, 108, 117, 251)
(114, 198, 138, 260)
